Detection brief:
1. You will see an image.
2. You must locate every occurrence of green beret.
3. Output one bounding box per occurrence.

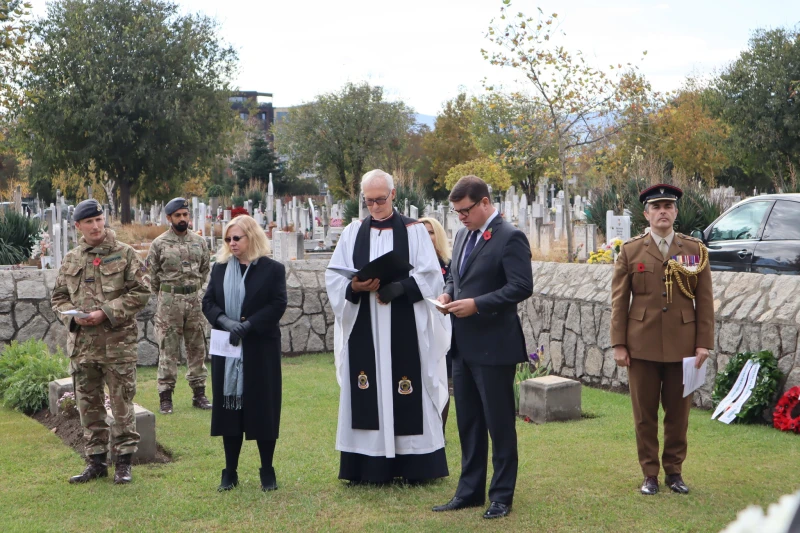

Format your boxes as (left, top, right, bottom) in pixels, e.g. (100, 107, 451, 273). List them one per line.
(165, 197, 190, 216)
(73, 199, 104, 222)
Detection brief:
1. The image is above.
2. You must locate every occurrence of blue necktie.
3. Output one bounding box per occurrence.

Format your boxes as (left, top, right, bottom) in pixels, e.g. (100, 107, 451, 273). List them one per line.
(460, 230, 478, 276)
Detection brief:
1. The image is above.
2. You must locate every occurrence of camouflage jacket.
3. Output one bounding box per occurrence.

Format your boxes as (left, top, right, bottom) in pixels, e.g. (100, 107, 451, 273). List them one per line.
(51, 229, 150, 363)
(146, 228, 210, 294)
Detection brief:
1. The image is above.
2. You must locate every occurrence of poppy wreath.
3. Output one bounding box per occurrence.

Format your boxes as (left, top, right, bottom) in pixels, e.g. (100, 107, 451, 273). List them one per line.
(711, 350, 783, 424)
(773, 386, 800, 433)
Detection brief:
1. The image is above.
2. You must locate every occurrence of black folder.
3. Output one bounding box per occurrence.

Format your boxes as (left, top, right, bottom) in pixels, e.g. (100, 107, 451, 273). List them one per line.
(356, 250, 414, 285)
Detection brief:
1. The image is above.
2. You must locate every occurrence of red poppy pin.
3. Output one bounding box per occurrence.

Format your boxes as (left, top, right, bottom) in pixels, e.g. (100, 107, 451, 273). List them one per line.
(441, 267, 447, 275)
(483, 228, 493, 241)
(93, 257, 101, 267)
(636, 262, 645, 273)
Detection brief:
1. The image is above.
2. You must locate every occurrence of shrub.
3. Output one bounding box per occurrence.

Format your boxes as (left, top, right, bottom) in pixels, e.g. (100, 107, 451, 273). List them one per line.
(343, 198, 360, 222)
(206, 184, 225, 197)
(0, 340, 69, 414)
(0, 210, 42, 264)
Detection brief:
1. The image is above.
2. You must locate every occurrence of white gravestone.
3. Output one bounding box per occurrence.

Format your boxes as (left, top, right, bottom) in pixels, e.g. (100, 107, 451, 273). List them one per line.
(605, 211, 631, 242)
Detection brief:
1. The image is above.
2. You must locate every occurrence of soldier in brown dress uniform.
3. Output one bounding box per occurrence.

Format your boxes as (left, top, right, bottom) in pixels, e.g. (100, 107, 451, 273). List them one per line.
(611, 184, 714, 495)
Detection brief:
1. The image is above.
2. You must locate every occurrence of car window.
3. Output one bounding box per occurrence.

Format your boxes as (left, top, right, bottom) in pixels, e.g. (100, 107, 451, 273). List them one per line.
(708, 201, 771, 242)
(762, 200, 800, 241)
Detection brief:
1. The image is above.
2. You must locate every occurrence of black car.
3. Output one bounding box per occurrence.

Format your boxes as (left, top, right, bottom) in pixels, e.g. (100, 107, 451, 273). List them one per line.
(692, 193, 800, 274)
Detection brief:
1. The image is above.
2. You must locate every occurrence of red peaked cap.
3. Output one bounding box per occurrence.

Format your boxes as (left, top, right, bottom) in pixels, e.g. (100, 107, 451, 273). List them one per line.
(638, 183, 683, 205)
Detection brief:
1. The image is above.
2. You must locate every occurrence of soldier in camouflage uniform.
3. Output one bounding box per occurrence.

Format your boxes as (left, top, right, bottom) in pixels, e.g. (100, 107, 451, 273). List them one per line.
(147, 197, 211, 414)
(51, 199, 150, 485)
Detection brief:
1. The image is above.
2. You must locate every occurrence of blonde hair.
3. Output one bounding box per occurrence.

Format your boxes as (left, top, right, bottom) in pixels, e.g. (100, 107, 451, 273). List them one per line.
(419, 217, 451, 263)
(215, 215, 271, 264)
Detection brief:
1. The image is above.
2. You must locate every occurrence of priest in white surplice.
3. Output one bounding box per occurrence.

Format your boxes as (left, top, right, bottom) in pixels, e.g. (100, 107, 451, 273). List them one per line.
(325, 169, 451, 484)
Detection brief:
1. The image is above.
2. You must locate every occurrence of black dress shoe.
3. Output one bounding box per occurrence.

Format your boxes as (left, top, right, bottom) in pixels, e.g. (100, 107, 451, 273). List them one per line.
(218, 469, 239, 492)
(666, 474, 689, 494)
(432, 496, 484, 512)
(260, 467, 278, 492)
(640, 476, 659, 495)
(483, 502, 511, 519)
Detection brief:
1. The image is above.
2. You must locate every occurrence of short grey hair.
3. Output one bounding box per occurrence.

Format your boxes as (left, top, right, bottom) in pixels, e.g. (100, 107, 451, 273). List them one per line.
(360, 169, 394, 193)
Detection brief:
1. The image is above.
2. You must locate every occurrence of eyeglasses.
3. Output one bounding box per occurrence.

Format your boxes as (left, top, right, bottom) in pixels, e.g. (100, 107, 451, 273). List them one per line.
(224, 235, 247, 243)
(363, 194, 391, 206)
(450, 200, 482, 217)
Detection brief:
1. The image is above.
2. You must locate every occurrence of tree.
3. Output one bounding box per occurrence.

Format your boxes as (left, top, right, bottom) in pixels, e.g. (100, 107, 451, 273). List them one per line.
(16, 0, 238, 223)
(483, 2, 652, 260)
(0, 0, 32, 113)
(709, 27, 800, 191)
(273, 82, 415, 199)
(232, 135, 285, 191)
(423, 92, 479, 192)
(444, 157, 511, 191)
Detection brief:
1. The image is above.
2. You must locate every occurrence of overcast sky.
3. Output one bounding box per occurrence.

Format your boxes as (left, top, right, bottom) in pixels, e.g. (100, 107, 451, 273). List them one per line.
(33, 0, 800, 116)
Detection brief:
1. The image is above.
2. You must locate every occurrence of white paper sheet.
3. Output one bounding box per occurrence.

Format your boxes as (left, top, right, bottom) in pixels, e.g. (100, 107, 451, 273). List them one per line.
(326, 264, 359, 280)
(209, 329, 242, 358)
(682, 357, 707, 398)
(60, 309, 91, 319)
(426, 298, 448, 310)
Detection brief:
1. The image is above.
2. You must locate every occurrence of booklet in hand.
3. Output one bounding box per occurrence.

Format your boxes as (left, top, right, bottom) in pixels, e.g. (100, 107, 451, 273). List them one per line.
(327, 250, 413, 285)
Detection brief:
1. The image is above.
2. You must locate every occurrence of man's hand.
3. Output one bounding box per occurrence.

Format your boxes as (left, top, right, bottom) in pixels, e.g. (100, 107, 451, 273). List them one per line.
(75, 310, 107, 327)
(613, 345, 630, 367)
(352, 276, 380, 293)
(695, 347, 710, 369)
(444, 298, 477, 318)
(436, 294, 452, 315)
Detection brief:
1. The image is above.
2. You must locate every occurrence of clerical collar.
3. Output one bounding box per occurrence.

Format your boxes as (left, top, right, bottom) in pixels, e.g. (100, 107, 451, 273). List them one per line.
(370, 212, 395, 229)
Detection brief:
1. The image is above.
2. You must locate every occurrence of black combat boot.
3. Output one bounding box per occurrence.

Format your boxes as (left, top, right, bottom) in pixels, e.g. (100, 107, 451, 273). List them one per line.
(159, 390, 173, 414)
(260, 467, 278, 492)
(69, 453, 108, 484)
(114, 454, 133, 485)
(192, 386, 212, 410)
(218, 469, 239, 492)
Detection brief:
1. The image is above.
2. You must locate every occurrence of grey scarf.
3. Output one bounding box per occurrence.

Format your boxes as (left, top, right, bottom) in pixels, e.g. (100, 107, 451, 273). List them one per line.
(222, 259, 252, 410)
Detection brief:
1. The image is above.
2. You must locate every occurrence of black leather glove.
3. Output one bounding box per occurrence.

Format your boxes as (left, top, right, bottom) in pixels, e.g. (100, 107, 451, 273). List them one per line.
(377, 282, 405, 304)
(230, 320, 251, 338)
(217, 315, 238, 332)
(229, 332, 241, 346)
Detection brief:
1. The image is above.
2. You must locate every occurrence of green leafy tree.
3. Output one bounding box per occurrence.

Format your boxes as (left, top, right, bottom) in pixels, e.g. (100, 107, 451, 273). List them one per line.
(16, 0, 238, 223)
(424, 92, 479, 192)
(0, 0, 32, 114)
(483, 2, 653, 260)
(273, 82, 415, 199)
(709, 27, 800, 191)
(444, 157, 512, 191)
(232, 135, 286, 191)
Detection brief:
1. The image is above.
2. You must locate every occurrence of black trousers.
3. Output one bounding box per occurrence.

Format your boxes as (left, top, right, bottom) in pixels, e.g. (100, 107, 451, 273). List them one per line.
(453, 355, 518, 505)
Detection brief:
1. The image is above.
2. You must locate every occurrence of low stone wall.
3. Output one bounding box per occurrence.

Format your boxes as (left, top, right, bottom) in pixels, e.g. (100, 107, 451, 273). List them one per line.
(3, 261, 799, 408)
(518, 262, 800, 408)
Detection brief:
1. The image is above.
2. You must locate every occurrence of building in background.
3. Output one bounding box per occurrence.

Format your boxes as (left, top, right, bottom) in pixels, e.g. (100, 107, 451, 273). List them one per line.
(229, 91, 274, 141)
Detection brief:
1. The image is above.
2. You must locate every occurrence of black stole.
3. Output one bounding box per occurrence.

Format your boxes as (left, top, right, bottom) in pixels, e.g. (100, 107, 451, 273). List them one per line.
(348, 212, 423, 436)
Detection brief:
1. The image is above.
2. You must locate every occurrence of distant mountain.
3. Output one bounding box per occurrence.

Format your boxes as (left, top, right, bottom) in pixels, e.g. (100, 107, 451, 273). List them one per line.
(414, 114, 436, 130)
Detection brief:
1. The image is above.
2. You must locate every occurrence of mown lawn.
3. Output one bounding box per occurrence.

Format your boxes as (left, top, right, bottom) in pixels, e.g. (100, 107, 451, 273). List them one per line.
(1, 353, 799, 532)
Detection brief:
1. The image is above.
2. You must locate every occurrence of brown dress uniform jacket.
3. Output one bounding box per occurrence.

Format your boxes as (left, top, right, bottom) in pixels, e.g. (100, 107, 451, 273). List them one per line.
(611, 232, 714, 361)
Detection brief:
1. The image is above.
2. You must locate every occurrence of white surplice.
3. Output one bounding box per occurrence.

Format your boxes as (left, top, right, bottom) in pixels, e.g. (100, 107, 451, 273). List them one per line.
(325, 219, 451, 458)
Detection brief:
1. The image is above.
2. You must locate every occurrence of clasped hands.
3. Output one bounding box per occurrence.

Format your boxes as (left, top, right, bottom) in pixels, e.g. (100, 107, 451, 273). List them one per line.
(74, 310, 108, 327)
(351, 277, 406, 305)
(217, 315, 252, 347)
(613, 345, 710, 368)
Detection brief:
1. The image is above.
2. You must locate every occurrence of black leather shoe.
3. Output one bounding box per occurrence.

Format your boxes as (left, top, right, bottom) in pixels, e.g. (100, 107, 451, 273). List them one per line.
(432, 496, 484, 512)
(666, 474, 689, 494)
(640, 476, 659, 495)
(218, 469, 238, 492)
(483, 502, 511, 519)
(260, 467, 278, 492)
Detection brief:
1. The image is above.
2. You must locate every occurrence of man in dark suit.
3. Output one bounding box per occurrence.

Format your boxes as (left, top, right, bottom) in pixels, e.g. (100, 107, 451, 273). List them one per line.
(432, 175, 533, 519)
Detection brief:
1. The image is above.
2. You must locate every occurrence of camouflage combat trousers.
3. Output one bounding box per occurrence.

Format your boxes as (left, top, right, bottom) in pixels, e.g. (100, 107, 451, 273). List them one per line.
(155, 291, 208, 393)
(71, 361, 140, 456)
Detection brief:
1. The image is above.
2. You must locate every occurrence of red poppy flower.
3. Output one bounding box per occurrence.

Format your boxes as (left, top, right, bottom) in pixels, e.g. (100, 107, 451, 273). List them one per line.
(483, 230, 492, 241)
(93, 257, 101, 267)
(441, 267, 447, 275)
(637, 262, 645, 273)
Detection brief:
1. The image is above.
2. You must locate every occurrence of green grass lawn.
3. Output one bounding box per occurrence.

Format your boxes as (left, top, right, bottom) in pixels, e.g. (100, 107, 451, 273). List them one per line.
(1, 353, 799, 532)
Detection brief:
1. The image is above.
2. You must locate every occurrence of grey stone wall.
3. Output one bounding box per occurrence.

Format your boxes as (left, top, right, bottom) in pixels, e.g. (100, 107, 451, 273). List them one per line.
(4, 261, 800, 408)
(518, 262, 800, 408)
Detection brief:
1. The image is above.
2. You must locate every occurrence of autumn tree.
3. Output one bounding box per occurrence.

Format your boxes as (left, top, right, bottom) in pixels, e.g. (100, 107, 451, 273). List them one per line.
(444, 157, 511, 191)
(423, 92, 480, 192)
(0, 0, 32, 113)
(483, 2, 653, 260)
(273, 82, 414, 199)
(16, 0, 238, 223)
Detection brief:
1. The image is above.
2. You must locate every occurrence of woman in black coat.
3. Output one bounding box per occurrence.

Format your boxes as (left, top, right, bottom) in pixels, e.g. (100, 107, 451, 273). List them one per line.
(202, 215, 287, 492)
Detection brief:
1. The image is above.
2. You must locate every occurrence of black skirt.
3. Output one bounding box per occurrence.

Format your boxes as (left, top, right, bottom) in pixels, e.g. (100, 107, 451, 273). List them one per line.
(339, 449, 448, 483)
